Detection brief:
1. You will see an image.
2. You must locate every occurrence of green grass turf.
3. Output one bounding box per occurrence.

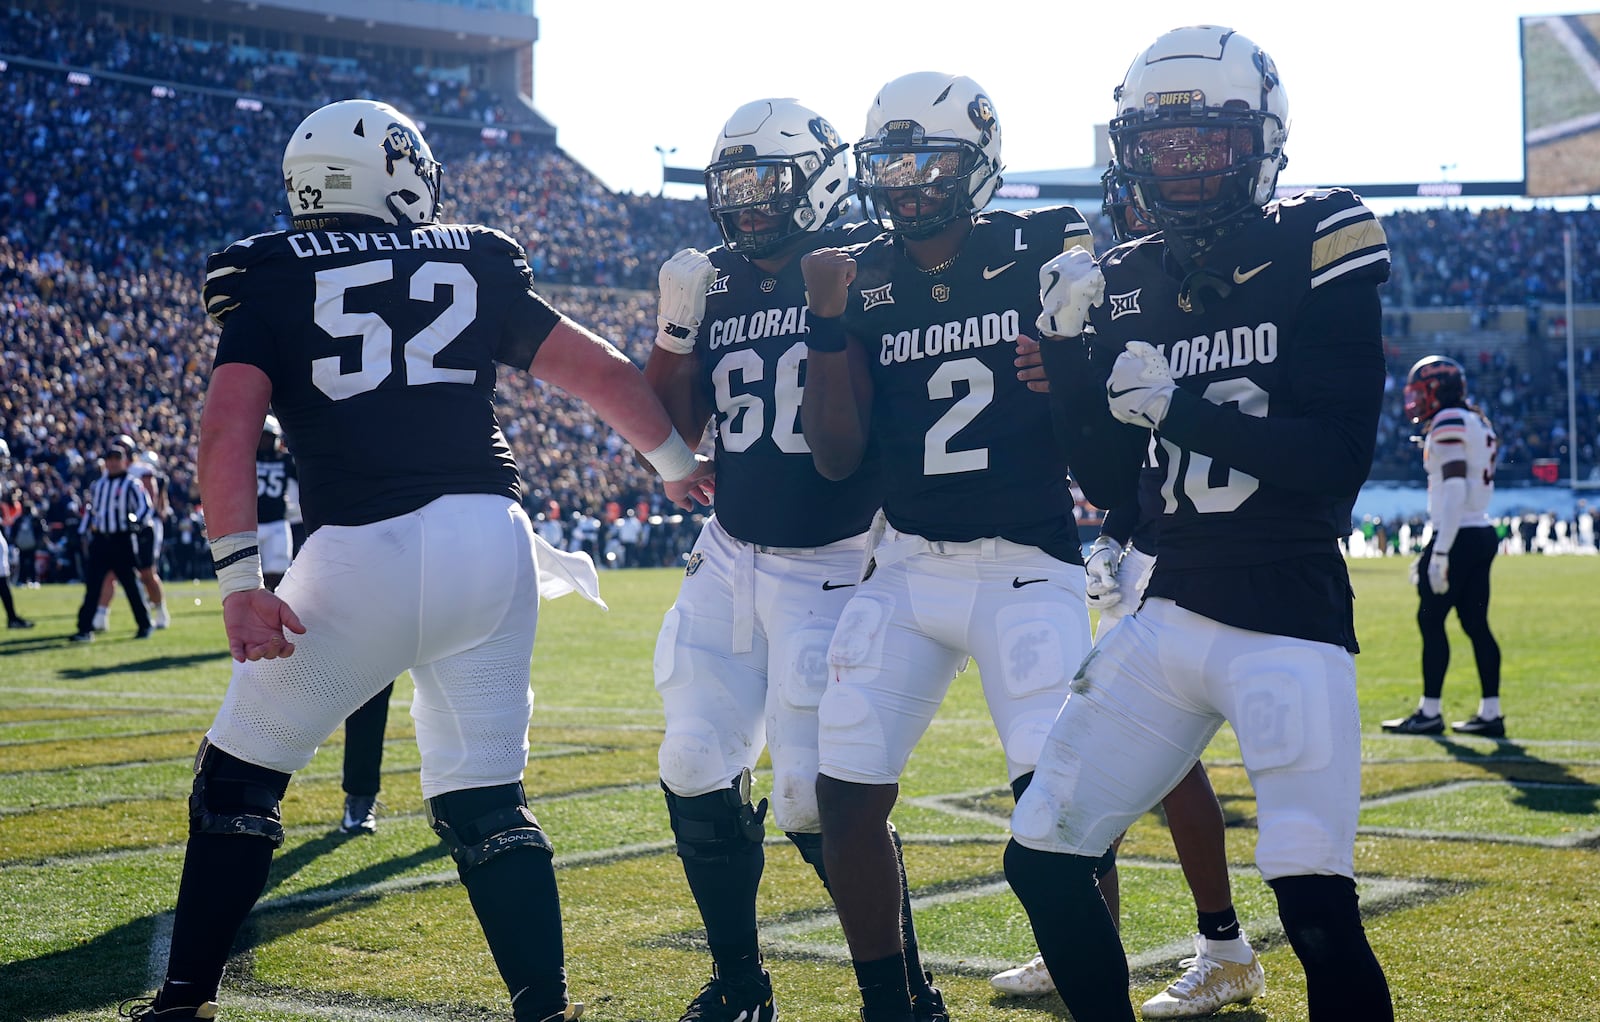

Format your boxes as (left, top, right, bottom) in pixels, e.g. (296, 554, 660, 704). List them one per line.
(2, 553, 1598, 1021)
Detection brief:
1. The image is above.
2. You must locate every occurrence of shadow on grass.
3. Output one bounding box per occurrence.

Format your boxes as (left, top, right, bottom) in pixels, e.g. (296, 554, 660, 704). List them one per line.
(1433, 735, 1600, 817)
(0, 829, 451, 1018)
(57, 651, 228, 677)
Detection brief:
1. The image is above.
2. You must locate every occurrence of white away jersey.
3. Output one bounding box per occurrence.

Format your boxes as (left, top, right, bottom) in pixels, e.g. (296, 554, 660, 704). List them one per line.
(1425, 407, 1496, 527)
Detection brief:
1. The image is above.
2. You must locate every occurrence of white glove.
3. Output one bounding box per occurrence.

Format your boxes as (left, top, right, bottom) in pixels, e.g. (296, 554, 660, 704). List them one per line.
(1427, 550, 1449, 594)
(1083, 535, 1124, 611)
(1036, 246, 1105, 338)
(655, 248, 717, 355)
(1107, 341, 1177, 428)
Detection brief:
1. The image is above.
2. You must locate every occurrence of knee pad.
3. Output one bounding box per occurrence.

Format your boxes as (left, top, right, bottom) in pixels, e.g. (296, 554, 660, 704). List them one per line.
(663, 768, 767, 863)
(785, 829, 828, 888)
(428, 782, 553, 878)
(658, 715, 737, 796)
(188, 737, 289, 848)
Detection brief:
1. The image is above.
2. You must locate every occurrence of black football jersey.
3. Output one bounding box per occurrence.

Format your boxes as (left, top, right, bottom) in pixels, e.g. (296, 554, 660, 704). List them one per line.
(255, 448, 297, 524)
(1084, 188, 1390, 650)
(205, 223, 562, 531)
(700, 222, 884, 548)
(840, 207, 1095, 562)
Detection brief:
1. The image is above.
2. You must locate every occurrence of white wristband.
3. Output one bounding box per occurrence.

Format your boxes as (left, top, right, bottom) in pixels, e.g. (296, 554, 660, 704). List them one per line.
(654, 320, 697, 356)
(209, 530, 265, 597)
(642, 431, 698, 482)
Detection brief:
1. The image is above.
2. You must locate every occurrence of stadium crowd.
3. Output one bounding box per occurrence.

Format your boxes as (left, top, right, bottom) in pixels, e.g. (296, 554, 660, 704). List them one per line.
(3, 10, 1599, 586)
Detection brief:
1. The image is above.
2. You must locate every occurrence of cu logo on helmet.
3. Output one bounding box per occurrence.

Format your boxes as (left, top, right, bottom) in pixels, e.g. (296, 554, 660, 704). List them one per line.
(382, 122, 420, 175)
(967, 95, 997, 144)
(809, 117, 841, 149)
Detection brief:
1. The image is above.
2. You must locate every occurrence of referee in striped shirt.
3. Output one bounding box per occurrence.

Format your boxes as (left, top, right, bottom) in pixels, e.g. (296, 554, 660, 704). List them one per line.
(72, 440, 154, 640)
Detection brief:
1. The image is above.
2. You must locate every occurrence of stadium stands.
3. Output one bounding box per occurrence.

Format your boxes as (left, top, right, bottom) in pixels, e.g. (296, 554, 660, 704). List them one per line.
(1, 1, 1596, 583)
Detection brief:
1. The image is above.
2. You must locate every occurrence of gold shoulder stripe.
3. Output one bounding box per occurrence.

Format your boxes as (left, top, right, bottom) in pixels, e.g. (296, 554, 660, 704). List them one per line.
(1311, 219, 1388, 275)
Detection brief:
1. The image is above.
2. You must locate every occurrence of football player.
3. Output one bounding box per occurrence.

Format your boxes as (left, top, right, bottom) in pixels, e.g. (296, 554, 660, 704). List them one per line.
(120, 99, 711, 1022)
(645, 97, 947, 1022)
(798, 72, 1130, 1022)
(253, 416, 297, 592)
(1009, 26, 1395, 1021)
(0, 438, 34, 628)
(991, 171, 1266, 1018)
(1382, 356, 1503, 737)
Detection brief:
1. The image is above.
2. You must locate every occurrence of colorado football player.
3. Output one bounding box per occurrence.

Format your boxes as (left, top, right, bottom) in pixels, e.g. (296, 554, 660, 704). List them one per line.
(1012, 26, 1396, 1022)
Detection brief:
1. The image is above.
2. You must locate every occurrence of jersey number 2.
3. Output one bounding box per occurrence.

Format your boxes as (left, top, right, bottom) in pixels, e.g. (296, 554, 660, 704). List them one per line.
(312, 260, 477, 400)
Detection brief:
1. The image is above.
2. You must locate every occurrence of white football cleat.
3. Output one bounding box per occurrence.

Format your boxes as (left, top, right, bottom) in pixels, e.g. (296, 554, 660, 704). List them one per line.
(91, 607, 110, 632)
(1140, 935, 1265, 1018)
(152, 604, 171, 629)
(989, 953, 1055, 997)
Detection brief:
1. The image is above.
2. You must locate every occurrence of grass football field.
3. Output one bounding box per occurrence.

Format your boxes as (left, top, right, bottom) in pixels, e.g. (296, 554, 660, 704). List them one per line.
(3, 554, 1598, 1021)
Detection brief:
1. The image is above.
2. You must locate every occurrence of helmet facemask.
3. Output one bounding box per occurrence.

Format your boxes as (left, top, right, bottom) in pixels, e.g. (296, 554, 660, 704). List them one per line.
(1112, 102, 1278, 251)
(706, 152, 838, 258)
(855, 133, 986, 240)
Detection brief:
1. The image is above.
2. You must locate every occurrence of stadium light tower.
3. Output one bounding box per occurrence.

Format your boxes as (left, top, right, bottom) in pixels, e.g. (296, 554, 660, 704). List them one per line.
(655, 145, 677, 196)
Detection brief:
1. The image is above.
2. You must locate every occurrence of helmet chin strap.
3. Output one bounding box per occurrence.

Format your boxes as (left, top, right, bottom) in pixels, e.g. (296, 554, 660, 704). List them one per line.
(1161, 229, 1234, 315)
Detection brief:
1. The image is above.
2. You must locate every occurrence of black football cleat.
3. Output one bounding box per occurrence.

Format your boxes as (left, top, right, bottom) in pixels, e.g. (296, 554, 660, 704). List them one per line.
(679, 968, 776, 1022)
(118, 996, 218, 1020)
(912, 977, 950, 1022)
(339, 794, 379, 835)
(1452, 714, 1506, 738)
(1381, 710, 1444, 735)
(7, 617, 34, 629)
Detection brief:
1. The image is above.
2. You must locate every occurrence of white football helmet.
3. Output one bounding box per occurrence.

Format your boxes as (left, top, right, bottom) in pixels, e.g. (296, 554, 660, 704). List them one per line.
(705, 98, 852, 258)
(855, 71, 1003, 239)
(283, 99, 442, 226)
(1110, 26, 1288, 245)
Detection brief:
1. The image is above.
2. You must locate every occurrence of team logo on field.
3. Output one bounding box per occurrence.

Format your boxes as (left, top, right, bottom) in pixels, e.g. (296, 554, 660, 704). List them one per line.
(861, 282, 895, 310)
(684, 552, 705, 577)
(760, 277, 777, 293)
(707, 275, 730, 296)
(1109, 288, 1142, 321)
(931, 283, 951, 303)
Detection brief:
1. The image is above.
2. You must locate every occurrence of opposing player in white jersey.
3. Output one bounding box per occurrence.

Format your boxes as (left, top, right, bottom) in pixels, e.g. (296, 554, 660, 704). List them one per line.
(645, 97, 949, 1022)
(120, 99, 711, 1022)
(1011, 27, 1394, 1021)
(1382, 356, 1504, 737)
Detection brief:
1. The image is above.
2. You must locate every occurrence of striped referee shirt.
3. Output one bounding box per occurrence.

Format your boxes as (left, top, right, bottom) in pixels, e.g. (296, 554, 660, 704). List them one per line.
(79, 473, 153, 535)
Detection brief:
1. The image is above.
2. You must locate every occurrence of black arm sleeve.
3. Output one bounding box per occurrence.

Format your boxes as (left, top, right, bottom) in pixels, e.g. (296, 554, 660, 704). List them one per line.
(1041, 336, 1146, 510)
(1155, 280, 1385, 496)
(1099, 503, 1138, 545)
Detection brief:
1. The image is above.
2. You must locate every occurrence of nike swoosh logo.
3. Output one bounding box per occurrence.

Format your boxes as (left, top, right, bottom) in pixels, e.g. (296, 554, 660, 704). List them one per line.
(983, 262, 1017, 280)
(1043, 269, 1060, 292)
(821, 581, 856, 591)
(1106, 385, 1140, 399)
(1232, 261, 1272, 284)
(1012, 577, 1048, 588)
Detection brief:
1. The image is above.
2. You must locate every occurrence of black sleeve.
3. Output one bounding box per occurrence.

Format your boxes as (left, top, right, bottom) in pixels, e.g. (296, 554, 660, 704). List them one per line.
(1156, 279, 1385, 496)
(1100, 502, 1138, 545)
(1041, 336, 1146, 509)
